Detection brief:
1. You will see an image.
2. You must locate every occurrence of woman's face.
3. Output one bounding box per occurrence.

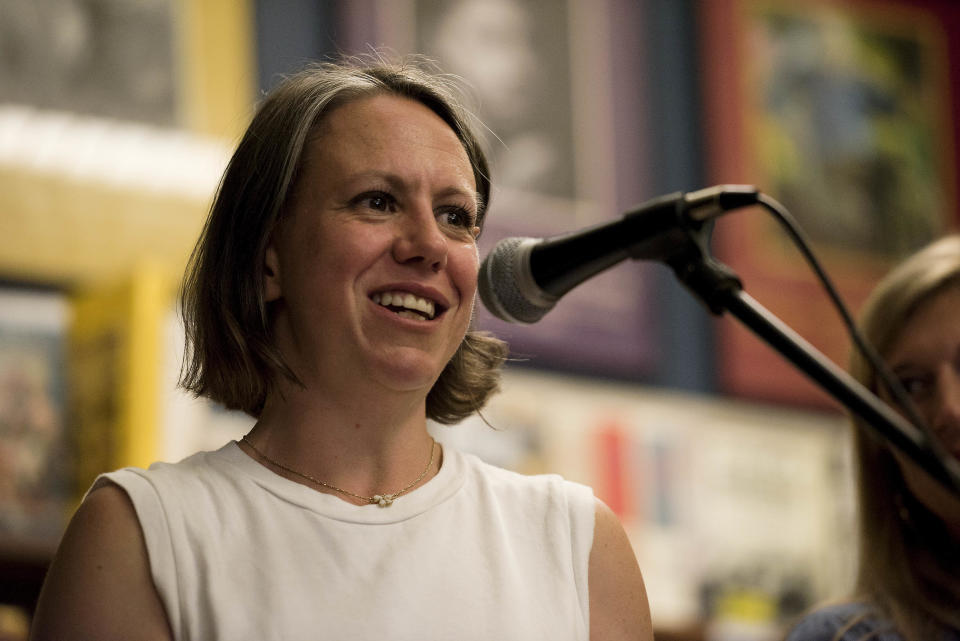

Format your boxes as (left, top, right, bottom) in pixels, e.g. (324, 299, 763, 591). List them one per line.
(264, 93, 481, 399)
(883, 285, 960, 526)
(885, 285, 960, 457)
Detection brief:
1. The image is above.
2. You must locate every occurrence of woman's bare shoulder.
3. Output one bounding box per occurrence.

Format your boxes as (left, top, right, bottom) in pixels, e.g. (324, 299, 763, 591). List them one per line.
(588, 497, 654, 641)
(29, 483, 173, 641)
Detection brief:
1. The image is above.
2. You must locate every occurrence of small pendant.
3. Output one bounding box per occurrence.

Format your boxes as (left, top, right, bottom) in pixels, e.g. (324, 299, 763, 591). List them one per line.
(372, 494, 394, 507)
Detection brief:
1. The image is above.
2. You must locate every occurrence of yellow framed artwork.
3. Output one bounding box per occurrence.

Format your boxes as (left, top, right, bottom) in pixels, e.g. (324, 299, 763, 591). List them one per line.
(0, 0, 255, 286)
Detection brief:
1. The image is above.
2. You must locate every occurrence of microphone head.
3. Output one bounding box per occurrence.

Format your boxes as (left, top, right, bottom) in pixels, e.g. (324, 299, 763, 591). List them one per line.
(478, 237, 558, 324)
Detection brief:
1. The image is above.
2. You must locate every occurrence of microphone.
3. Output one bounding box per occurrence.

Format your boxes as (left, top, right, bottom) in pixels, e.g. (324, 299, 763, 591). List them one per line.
(478, 185, 759, 323)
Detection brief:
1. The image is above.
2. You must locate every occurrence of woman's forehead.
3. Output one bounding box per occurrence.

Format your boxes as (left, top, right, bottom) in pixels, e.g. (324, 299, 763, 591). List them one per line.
(887, 286, 960, 362)
(299, 94, 476, 188)
(314, 94, 457, 145)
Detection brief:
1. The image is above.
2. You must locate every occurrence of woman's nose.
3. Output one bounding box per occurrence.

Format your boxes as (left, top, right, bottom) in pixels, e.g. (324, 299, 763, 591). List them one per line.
(392, 206, 448, 271)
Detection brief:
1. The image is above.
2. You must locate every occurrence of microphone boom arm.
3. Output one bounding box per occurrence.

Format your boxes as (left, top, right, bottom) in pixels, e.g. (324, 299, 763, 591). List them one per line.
(661, 210, 960, 497)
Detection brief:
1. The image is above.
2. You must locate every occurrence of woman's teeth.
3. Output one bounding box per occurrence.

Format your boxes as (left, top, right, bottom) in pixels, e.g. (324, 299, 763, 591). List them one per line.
(372, 291, 437, 320)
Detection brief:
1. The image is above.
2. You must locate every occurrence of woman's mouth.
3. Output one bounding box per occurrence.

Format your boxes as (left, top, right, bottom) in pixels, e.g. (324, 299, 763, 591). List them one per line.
(371, 290, 443, 321)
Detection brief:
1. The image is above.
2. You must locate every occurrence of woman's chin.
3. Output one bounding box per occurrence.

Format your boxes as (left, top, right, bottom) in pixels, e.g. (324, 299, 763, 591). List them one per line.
(367, 351, 447, 394)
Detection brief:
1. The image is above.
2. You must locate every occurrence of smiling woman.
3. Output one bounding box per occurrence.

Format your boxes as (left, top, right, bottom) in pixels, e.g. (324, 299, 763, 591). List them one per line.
(28, 56, 653, 641)
(179, 59, 500, 425)
(260, 93, 483, 402)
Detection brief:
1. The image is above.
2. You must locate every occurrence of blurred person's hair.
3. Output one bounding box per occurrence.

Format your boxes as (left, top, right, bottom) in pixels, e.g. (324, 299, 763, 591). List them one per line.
(847, 233, 960, 639)
(179, 54, 507, 422)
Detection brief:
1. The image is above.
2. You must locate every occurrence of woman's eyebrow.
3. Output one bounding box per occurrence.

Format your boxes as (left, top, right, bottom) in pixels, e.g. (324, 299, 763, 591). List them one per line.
(890, 361, 925, 376)
(344, 170, 479, 205)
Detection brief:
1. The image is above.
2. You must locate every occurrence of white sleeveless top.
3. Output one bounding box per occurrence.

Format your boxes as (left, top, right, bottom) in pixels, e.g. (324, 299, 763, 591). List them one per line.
(96, 442, 595, 641)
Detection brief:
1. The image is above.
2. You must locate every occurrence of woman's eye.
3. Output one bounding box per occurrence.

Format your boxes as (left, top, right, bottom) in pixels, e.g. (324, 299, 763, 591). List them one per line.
(354, 192, 395, 212)
(437, 207, 476, 229)
(899, 376, 931, 399)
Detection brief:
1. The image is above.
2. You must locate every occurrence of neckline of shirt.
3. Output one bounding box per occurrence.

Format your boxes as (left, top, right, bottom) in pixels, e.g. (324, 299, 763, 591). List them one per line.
(214, 440, 467, 524)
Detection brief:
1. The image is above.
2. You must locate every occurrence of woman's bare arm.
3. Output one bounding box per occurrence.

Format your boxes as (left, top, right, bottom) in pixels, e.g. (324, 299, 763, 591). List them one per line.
(29, 483, 173, 641)
(588, 498, 654, 641)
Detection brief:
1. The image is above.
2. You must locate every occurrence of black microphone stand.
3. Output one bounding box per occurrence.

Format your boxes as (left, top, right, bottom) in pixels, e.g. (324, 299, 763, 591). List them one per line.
(653, 214, 960, 498)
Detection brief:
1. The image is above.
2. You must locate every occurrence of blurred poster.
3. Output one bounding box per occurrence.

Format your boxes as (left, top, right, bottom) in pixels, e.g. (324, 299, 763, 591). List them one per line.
(415, 0, 576, 201)
(0, 0, 178, 125)
(345, 0, 659, 379)
(0, 288, 71, 546)
(701, 0, 958, 406)
(749, 2, 949, 257)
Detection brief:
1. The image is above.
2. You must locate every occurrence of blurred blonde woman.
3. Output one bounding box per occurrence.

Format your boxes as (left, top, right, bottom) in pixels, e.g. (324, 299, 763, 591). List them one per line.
(786, 234, 960, 641)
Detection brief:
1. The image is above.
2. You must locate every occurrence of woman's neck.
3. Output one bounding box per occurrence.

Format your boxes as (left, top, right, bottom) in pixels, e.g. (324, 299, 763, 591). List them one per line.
(242, 382, 438, 503)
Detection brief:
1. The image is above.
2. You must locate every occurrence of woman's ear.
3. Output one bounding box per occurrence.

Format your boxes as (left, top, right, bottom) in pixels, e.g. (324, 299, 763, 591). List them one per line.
(264, 240, 282, 302)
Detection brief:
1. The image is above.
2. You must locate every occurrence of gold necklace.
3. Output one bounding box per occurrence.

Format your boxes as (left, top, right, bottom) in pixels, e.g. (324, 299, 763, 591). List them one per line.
(241, 435, 437, 507)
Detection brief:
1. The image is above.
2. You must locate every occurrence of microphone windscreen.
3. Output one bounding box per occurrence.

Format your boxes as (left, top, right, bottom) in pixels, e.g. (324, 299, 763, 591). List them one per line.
(478, 237, 555, 324)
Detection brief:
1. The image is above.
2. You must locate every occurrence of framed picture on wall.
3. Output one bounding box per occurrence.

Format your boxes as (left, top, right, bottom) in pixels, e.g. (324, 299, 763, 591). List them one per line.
(0, 0, 252, 138)
(0, 0, 178, 126)
(340, 0, 661, 379)
(700, 0, 959, 407)
(0, 287, 71, 551)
